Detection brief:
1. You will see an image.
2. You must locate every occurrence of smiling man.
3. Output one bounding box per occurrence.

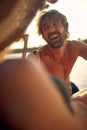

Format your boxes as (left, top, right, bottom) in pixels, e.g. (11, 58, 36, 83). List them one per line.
(28, 9, 87, 95)
(0, 1, 87, 129)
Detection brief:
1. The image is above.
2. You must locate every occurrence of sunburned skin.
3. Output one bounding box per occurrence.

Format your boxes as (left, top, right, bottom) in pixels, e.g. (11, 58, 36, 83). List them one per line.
(0, 1, 87, 129)
(28, 9, 87, 95)
(29, 40, 79, 94)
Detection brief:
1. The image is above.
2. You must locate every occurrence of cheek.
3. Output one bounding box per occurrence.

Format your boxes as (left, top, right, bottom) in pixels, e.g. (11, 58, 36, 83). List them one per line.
(61, 29, 66, 36)
(42, 32, 48, 40)
(60, 26, 66, 33)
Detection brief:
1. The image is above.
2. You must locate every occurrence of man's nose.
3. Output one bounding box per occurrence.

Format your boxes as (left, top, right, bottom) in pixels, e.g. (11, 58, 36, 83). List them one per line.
(49, 25, 56, 32)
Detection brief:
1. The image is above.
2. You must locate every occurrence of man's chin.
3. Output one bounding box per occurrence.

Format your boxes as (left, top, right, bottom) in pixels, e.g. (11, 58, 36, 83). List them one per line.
(49, 43, 62, 49)
(54, 42, 63, 48)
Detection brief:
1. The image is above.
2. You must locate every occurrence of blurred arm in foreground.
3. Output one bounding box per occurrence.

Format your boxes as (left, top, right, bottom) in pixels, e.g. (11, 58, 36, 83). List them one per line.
(0, 56, 84, 130)
(0, 0, 87, 130)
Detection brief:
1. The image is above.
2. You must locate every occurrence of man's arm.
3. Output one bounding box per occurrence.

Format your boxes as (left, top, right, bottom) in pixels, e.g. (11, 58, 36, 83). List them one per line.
(76, 41, 87, 60)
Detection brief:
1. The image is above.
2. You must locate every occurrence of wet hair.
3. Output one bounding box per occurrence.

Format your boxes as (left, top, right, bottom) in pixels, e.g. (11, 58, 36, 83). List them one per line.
(37, 9, 70, 39)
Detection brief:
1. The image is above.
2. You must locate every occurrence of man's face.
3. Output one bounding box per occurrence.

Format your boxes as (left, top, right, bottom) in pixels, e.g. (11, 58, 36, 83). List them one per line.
(42, 19, 66, 48)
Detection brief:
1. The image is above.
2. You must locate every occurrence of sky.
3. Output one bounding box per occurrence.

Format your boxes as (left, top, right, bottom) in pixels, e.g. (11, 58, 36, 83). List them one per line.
(10, 0, 87, 49)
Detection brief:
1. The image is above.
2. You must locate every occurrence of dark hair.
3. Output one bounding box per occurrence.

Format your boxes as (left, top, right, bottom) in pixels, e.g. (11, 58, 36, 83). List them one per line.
(37, 9, 70, 39)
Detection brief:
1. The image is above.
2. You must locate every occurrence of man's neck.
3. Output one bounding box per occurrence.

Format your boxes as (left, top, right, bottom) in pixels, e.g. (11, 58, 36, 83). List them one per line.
(47, 41, 68, 60)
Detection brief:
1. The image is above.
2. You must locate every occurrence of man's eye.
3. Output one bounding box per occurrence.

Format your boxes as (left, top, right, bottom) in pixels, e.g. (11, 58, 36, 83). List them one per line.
(43, 26, 49, 31)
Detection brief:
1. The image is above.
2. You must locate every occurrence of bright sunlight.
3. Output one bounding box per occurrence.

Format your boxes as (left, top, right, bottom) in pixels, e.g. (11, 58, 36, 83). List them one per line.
(10, 0, 87, 49)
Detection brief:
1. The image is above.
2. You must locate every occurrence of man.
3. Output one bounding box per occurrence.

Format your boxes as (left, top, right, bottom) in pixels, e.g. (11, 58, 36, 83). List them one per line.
(28, 9, 87, 95)
(0, 1, 87, 129)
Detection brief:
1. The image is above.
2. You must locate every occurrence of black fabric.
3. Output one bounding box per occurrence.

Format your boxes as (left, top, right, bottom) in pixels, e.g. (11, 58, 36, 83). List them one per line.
(0, 120, 10, 130)
(70, 82, 79, 94)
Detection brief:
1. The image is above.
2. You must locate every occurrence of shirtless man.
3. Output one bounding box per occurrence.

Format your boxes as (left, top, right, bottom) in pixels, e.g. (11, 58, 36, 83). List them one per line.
(0, 1, 87, 129)
(28, 9, 87, 95)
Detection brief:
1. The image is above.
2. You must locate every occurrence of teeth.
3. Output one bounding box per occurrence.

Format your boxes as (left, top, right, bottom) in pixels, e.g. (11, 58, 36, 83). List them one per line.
(50, 34, 58, 39)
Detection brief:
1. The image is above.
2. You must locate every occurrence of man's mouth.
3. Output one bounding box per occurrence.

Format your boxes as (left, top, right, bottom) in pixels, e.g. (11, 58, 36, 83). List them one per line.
(49, 33, 60, 41)
(50, 34, 58, 39)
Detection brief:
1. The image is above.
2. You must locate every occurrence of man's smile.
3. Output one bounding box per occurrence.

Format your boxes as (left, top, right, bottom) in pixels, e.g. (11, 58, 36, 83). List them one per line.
(48, 32, 60, 40)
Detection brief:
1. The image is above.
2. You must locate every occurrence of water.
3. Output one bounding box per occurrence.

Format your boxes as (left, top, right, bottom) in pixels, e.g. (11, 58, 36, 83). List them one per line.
(5, 53, 22, 59)
(5, 53, 87, 90)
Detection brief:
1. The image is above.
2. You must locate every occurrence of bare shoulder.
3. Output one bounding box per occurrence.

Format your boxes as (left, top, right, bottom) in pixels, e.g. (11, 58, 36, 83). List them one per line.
(69, 40, 86, 46)
(28, 47, 41, 58)
(38, 45, 50, 56)
(27, 45, 48, 61)
(68, 40, 79, 45)
(67, 40, 87, 51)
(67, 40, 87, 60)
(39, 45, 48, 52)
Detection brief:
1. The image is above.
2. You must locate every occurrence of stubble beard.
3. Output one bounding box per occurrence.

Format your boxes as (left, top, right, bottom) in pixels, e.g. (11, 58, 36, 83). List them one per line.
(47, 32, 66, 49)
(48, 36, 65, 49)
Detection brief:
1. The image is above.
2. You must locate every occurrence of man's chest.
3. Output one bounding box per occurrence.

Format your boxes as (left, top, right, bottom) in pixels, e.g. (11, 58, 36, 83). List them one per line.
(40, 53, 76, 79)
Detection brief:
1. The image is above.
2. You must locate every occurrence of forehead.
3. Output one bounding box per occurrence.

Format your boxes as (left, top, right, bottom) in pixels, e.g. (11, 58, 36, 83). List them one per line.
(42, 18, 62, 26)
